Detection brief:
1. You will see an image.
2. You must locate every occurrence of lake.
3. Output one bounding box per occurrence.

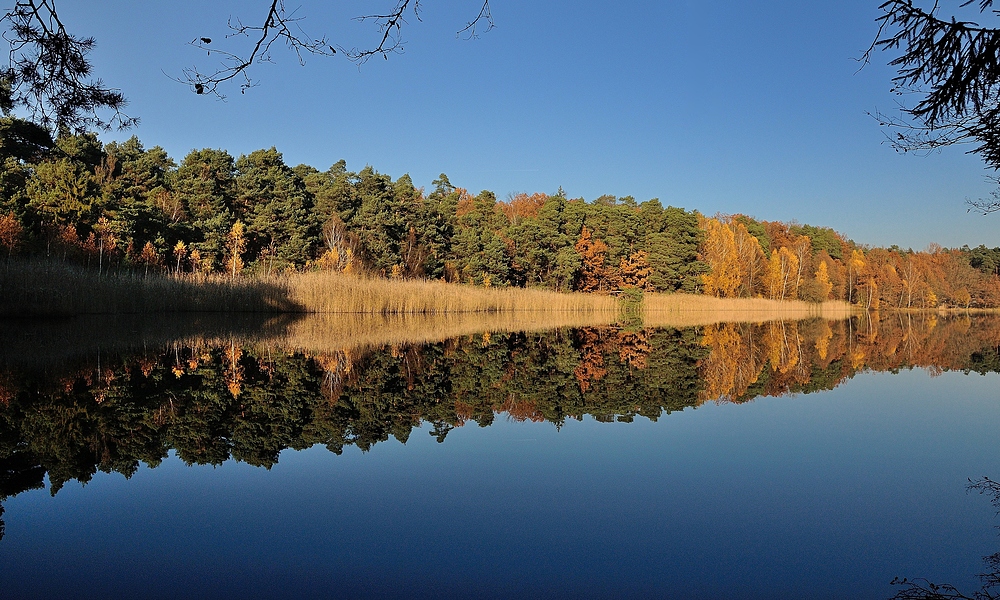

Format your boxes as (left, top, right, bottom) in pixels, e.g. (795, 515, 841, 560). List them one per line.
(1, 313, 998, 599)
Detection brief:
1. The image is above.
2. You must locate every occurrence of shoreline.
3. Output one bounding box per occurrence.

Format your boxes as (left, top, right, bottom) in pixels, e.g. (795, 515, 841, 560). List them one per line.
(2, 259, 961, 323)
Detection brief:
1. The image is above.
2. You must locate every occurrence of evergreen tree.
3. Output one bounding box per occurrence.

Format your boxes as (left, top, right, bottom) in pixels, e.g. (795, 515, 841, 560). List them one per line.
(235, 148, 319, 270)
(349, 166, 408, 275)
(173, 149, 237, 271)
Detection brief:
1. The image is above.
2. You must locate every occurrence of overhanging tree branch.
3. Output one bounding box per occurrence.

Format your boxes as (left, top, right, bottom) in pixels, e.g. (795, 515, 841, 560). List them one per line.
(342, 0, 420, 63)
(457, 1, 494, 40)
(864, 1, 1000, 160)
(1, 1, 496, 124)
(865, 1, 1000, 214)
(182, 0, 335, 98)
(187, 0, 494, 94)
(0, 0, 136, 132)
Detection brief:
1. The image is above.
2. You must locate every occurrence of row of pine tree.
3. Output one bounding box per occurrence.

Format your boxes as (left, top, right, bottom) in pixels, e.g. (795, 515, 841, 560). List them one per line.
(3, 117, 1000, 305)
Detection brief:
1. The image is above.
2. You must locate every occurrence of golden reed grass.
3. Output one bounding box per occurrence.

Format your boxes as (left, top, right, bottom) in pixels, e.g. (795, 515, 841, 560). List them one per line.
(643, 293, 858, 328)
(0, 259, 295, 316)
(0, 260, 619, 316)
(1, 259, 854, 335)
(283, 271, 619, 315)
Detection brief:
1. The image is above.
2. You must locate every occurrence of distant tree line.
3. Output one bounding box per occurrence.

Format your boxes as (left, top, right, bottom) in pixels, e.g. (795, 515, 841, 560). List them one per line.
(2, 117, 1000, 305)
(698, 214, 1000, 308)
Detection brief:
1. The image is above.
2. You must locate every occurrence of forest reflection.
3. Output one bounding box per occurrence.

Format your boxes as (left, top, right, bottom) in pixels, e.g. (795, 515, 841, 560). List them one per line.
(2, 312, 1000, 541)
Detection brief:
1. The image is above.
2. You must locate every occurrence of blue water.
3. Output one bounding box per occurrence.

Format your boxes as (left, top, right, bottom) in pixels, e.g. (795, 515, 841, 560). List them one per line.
(1, 369, 998, 599)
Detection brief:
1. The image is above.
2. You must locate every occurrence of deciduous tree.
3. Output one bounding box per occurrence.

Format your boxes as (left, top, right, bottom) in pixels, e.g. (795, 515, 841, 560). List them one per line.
(574, 226, 610, 292)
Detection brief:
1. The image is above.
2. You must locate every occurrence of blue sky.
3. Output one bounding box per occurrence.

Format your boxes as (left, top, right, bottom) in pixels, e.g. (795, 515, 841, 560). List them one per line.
(57, 0, 1000, 249)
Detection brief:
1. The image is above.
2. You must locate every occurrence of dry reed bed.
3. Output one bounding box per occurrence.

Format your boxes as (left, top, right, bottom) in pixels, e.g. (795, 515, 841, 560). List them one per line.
(2, 259, 857, 334)
(643, 293, 858, 328)
(245, 290, 860, 354)
(0, 260, 296, 316)
(285, 271, 620, 315)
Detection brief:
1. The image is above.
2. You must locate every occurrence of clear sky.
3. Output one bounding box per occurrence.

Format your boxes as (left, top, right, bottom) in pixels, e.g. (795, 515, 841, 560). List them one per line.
(55, 0, 1000, 249)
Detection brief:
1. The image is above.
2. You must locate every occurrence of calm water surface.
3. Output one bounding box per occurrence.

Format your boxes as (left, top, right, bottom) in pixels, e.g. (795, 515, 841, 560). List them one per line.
(1, 314, 998, 599)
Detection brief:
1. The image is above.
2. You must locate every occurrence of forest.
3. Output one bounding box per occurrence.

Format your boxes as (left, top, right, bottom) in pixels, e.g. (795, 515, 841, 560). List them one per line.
(2, 117, 1000, 308)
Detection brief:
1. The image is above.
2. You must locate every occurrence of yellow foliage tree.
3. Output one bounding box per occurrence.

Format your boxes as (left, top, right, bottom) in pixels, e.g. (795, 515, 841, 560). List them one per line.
(226, 221, 247, 280)
(732, 220, 766, 297)
(173, 240, 187, 273)
(189, 249, 203, 274)
(955, 288, 972, 309)
(926, 289, 938, 308)
(140, 241, 159, 277)
(814, 260, 833, 300)
(699, 216, 740, 298)
(763, 246, 799, 300)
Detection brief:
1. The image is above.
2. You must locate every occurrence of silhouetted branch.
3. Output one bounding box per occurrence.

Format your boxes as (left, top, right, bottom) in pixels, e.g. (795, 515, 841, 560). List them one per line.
(968, 184, 1000, 213)
(889, 575, 980, 599)
(342, 0, 420, 63)
(970, 476, 1000, 510)
(189, 0, 494, 94)
(4, 1, 496, 115)
(863, 1, 1000, 170)
(0, 0, 136, 132)
(457, 1, 494, 40)
(182, 0, 335, 98)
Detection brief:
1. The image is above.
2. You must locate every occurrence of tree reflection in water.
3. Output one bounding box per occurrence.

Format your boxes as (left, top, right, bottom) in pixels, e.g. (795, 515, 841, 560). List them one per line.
(0, 312, 999, 543)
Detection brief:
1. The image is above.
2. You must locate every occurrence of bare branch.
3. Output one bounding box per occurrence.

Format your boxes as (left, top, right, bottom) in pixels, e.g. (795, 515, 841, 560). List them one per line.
(189, 1, 496, 91)
(182, 0, 335, 98)
(341, 0, 420, 64)
(456, 1, 494, 40)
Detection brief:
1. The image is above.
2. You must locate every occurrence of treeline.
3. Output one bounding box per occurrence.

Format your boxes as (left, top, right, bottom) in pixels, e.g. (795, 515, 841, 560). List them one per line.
(2, 117, 1000, 305)
(0, 119, 705, 291)
(699, 215, 1000, 309)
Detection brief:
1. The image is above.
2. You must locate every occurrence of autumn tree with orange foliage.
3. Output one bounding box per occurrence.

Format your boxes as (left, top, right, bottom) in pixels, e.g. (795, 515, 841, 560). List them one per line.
(498, 192, 547, 225)
(574, 226, 611, 292)
(732, 219, 766, 297)
(0, 213, 21, 257)
(813, 261, 833, 301)
(619, 250, 652, 290)
(763, 246, 800, 300)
